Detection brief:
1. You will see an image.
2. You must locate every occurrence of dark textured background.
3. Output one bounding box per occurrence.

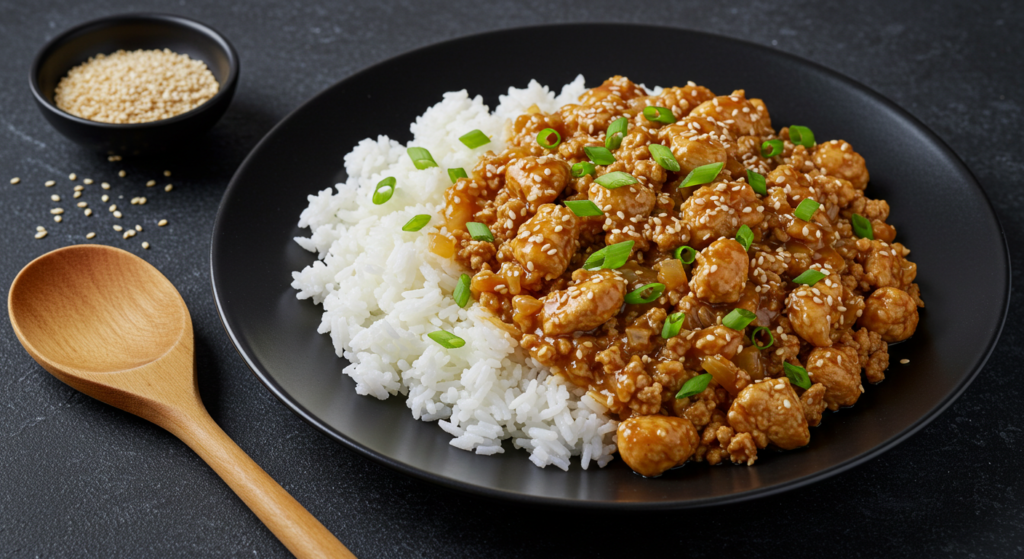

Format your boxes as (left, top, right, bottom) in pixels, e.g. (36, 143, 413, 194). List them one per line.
(1, 1, 1021, 557)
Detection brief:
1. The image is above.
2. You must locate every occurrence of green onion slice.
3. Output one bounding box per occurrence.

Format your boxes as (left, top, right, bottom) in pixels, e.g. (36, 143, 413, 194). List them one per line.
(448, 167, 468, 184)
(537, 128, 561, 149)
(459, 129, 490, 149)
(793, 198, 820, 222)
(605, 117, 628, 150)
(584, 146, 616, 166)
(792, 269, 826, 285)
(648, 144, 680, 172)
(736, 224, 753, 251)
(454, 273, 472, 308)
(642, 106, 677, 124)
(571, 161, 597, 178)
(761, 139, 784, 158)
(662, 312, 685, 339)
(680, 162, 724, 188)
(429, 330, 465, 349)
(402, 214, 431, 232)
(751, 326, 774, 350)
(674, 245, 697, 265)
(789, 125, 815, 149)
(564, 199, 604, 217)
(722, 308, 756, 331)
(466, 222, 494, 242)
(676, 373, 712, 399)
(583, 240, 633, 270)
(594, 171, 638, 189)
(746, 169, 767, 196)
(407, 147, 438, 169)
(784, 362, 812, 389)
(851, 213, 874, 240)
(625, 283, 665, 305)
(372, 177, 396, 205)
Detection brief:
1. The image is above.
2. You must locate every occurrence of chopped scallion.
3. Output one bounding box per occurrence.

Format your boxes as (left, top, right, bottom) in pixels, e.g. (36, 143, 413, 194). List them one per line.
(448, 167, 468, 183)
(537, 128, 561, 149)
(459, 129, 491, 149)
(676, 373, 712, 399)
(851, 213, 874, 240)
(594, 171, 638, 189)
(751, 326, 774, 350)
(794, 198, 821, 222)
(746, 169, 767, 196)
(722, 308, 756, 331)
(662, 312, 685, 339)
(429, 330, 465, 349)
(402, 214, 431, 232)
(761, 139, 783, 158)
(466, 222, 494, 242)
(789, 125, 815, 149)
(648, 144, 680, 172)
(606, 117, 628, 150)
(583, 240, 633, 270)
(454, 273, 472, 308)
(784, 362, 812, 389)
(584, 146, 616, 166)
(571, 161, 597, 178)
(674, 245, 697, 265)
(372, 177, 396, 205)
(642, 106, 677, 124)
(680, 162, 724, 188)
(564, 199, 604, 217)
(792, 269, 826, 285)
(407, 147, 437, 169)
(625, 283, 665, 305)
(736, 224, 753, 251)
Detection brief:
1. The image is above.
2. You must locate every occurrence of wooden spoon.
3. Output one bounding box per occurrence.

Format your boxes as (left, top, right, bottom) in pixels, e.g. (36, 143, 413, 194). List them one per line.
(8, 245, 354, 559)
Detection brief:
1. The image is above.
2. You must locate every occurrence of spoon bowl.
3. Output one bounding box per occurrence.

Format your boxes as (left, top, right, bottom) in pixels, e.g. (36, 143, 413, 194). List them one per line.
(8, 245, 353, 559)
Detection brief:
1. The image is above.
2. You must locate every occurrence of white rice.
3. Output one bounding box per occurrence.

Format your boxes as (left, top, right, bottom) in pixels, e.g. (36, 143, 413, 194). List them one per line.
(290, 75, 620, 470)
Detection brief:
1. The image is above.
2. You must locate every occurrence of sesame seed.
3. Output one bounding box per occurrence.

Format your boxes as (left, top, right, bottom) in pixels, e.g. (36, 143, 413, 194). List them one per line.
(83, 178, 93, 185)
(10, 177, 20, 185)
(163, 170, 171, 177)
(53, 215, 62, 223)
(50, 208, 64, 215)
(84, 209, 93, 216)
(113, 225, 123, 231)
(118, 170, 126, 177)
(146, 180, 156, 187)
(109, 204, 117, 212)
(73, 191, 82, 199)
(34, 231, 47, 239)
(45, 180, 55, 187)
(164, 184, 173, 192)
(135, 225, 142, 232)
(113, 211, 122, 218)
(101, 182, 110, 190)
(101, 194, 109, 202)
(783, 399, 791, 409)
(86, 232, 96, 239)
(51, 194, 60, 202)
(158, 219, 168, 227)
(900, 359, 909, 365)
(68, 173, 77, 180)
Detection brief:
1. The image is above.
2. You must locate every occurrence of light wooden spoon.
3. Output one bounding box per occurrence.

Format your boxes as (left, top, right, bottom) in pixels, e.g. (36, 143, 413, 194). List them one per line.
(8, 245, 354, 559)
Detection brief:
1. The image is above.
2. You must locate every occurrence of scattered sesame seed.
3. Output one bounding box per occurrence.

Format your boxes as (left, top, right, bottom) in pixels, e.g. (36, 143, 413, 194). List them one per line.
(118, 170, 126, 177)
(50, 194, 60, 202)
(77, 201, 88, 208)
(158, 219, 168, 227)
(45, 180, 55, 187)
(101, 182, 110, 190)
(53, 215, 62, 223)
(113, 210, 123, 218)
(69, 173, 77, 180)
(50, 208, 64, 215)
(900, 359, 909, 365)
(164, 184, 173, 192)
(86, 232, 96, 239)
(113, 225, 123, 231)
(135, 225, 142, 232)
(10, 177, 20, 185)
(101, 194, 109, 202)
(146, 180, 156, 187)
(84, 208, 93, 216)
(73, 191, 82, 199)
(34, 231, 47, 239)
(36, 226, 44, 232)
(163, 170, 171, 177)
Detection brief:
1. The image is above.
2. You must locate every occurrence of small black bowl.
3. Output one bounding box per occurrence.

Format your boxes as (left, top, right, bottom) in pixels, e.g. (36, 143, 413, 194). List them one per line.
(30, 13, 239, 155)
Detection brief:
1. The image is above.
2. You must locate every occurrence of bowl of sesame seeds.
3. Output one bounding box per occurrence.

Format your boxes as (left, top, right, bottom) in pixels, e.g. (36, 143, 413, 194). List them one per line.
(29, 13, 239, 154)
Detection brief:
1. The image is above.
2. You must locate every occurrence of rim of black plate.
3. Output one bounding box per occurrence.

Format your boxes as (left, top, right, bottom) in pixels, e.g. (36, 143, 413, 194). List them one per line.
(210, 23, 1011, 509)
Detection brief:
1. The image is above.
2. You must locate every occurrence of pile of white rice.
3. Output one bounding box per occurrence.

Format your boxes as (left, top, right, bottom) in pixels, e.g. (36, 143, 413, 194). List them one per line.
(290, 76, 621, 470)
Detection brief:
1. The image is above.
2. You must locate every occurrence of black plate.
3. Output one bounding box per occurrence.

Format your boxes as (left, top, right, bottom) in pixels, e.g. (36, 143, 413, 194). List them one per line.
(211, 24, 1009, 508)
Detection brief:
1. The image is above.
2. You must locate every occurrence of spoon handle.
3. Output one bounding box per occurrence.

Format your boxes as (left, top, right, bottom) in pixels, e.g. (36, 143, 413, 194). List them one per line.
(168, 406, 355, 559)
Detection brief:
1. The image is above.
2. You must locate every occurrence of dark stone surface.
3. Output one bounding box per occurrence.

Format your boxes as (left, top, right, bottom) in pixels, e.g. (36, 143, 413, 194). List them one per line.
(0, 0, 1021, 557)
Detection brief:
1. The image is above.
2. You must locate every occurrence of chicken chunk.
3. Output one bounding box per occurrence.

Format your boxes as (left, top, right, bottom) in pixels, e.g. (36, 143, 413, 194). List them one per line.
(681, 182, 765, 248)
(785, 268, 844, 347)
(688, 90, 774, 137)
(806, 346, 862, 410)
(509, 204, 580, 285)
(728, 377, 810, 450)
(505, 155, 572, 212)
(588, 179, 656, 230)
(690, 239, 749, 304)
(617, 415, 700, 477)
(858, 287, 920, 342)
(813, 140, 870, 190)
(859, 240, 917, 290)
(538, 268, 626, 336)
